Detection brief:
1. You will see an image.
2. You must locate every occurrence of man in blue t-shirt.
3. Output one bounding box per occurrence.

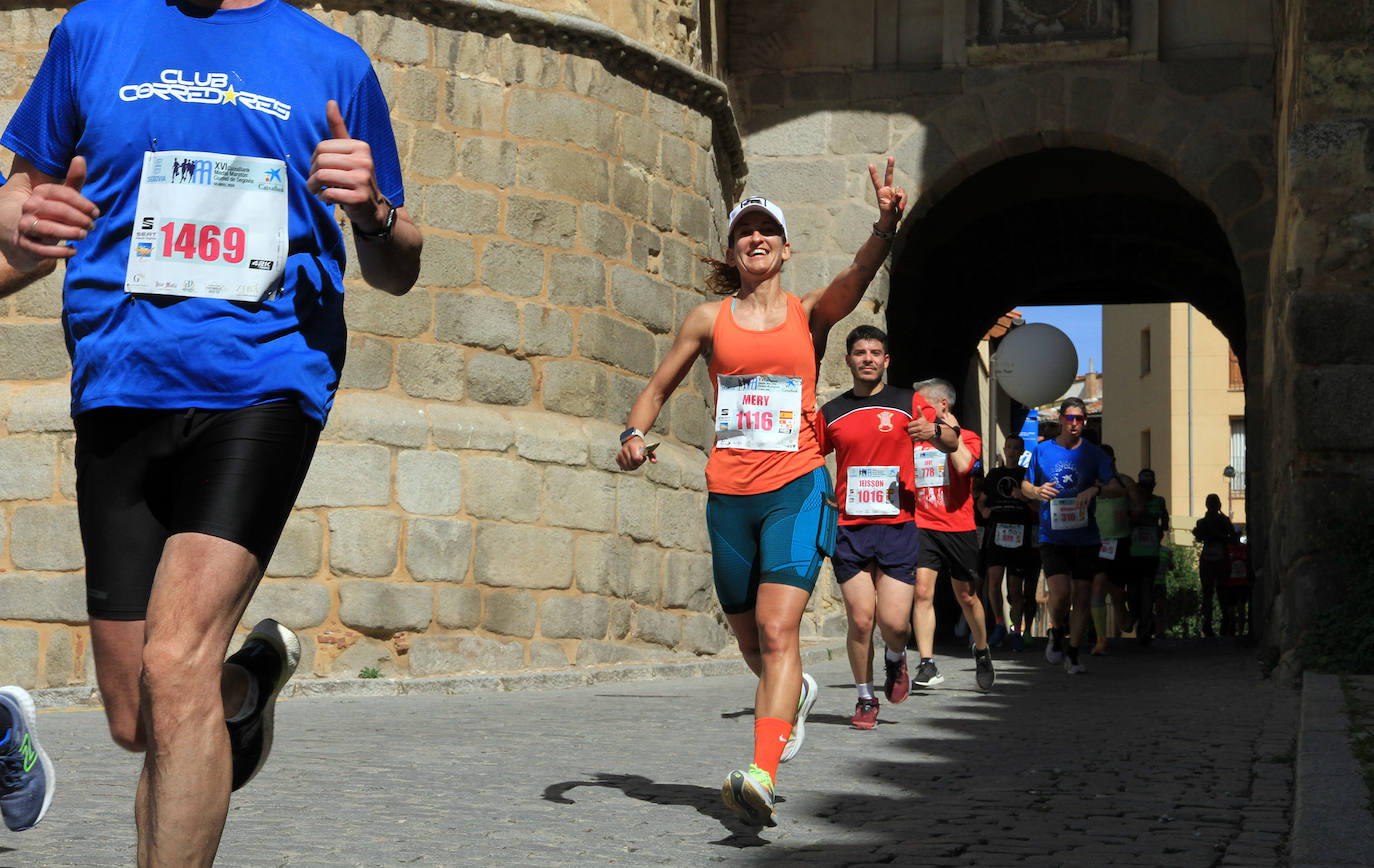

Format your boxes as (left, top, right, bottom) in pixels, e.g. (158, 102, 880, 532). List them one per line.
(1022, 397, 1120, 674)
(0, 2, 422, 862)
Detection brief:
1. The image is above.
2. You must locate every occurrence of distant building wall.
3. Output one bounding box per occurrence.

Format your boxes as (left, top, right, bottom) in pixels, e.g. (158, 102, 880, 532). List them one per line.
(1103, 303, 1247, 541)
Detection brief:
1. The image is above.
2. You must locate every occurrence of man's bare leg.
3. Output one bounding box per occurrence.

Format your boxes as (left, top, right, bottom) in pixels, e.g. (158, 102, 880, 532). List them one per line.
(951, 578, 988, 650)
(839, 570, 878, 688)
(135, 532, 262, 868)
(873, 573, 914, 653)
(912, 567, 937, 660)
(89, 619, 148, 752)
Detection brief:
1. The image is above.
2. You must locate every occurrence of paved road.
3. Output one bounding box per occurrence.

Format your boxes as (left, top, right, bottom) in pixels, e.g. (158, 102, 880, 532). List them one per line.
(3, 638, 1296, 867)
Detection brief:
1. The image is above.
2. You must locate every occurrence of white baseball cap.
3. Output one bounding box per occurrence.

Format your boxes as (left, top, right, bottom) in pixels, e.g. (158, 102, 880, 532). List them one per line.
(727, 196, 788, 241)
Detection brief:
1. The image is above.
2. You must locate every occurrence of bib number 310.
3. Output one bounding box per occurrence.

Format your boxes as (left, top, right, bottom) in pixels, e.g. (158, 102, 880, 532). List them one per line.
(161, 221, 246, 264)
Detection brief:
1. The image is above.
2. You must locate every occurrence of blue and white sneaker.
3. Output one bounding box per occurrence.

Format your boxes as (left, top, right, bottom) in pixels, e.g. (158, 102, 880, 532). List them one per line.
(779, 672, 817, 763)
(0, 686, 55, 831)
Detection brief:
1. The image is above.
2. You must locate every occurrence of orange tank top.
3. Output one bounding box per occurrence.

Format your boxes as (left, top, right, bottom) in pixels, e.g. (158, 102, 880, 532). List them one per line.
(705, 293, 825, 495)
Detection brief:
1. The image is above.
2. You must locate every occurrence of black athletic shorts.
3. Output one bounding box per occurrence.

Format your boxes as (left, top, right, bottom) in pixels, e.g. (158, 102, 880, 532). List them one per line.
(75, 401, 320, 620)
(983, 521, 1033, 571)
(1095, 537, 1133, 585)
(1040, 542, 1102, 584)
(916, 527, 981, 585)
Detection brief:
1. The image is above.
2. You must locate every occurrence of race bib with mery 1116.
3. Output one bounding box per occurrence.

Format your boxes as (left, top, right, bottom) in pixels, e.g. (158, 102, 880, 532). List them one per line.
(125, 150, 288, 303)
(1049, 497, 1089, 530)
(714, 374, 803, 452)
(845, 466, 900, 517)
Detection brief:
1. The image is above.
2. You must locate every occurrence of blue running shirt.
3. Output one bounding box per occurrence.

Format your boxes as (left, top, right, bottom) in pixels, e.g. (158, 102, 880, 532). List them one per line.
(1026, 437, 1114, 546)
(1, 0, 405, 424)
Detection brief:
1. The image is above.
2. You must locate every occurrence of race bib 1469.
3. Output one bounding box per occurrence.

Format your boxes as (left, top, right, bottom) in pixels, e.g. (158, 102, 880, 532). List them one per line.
(125, 150, 288, 303)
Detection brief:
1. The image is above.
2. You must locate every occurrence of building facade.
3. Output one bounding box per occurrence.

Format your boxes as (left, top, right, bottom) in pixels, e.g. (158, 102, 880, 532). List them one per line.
(1103, 303, 1248, 536)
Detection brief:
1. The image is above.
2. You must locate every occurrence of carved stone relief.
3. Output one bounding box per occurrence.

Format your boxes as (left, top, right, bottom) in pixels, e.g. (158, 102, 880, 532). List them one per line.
(980, 0, 1131, 43)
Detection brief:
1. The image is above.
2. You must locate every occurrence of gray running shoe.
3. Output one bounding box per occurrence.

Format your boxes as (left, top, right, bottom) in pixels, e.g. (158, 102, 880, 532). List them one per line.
(912, 658, 945, 688)
(0, 686, 54, 831)
(974, 648, 995, 691)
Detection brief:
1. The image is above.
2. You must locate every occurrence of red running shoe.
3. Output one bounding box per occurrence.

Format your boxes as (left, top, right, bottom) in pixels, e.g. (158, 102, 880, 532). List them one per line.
(851, 697, 879, 730)
(883, 654, 910, 704)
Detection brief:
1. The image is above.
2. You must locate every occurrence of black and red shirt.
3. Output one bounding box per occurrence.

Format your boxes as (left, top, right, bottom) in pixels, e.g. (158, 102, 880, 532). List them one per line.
(817, 386, 936, 526)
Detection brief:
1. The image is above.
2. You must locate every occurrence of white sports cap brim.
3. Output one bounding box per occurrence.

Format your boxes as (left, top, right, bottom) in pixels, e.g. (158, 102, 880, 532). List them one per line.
(727, 196, 788, 241)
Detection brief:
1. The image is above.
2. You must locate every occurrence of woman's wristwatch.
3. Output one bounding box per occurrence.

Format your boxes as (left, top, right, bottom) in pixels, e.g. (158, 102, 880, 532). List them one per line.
(619, 427, 645, 444)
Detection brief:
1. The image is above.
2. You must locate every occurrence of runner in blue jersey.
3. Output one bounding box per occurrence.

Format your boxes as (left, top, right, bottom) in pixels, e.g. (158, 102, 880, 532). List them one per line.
(1021, 397, 1120, 674)
(0, 2, 422, 863)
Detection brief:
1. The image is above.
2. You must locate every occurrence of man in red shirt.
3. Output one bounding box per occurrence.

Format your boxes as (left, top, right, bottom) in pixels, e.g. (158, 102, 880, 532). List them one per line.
(817, 327, 952, 728)
(910, 378, 995, 691)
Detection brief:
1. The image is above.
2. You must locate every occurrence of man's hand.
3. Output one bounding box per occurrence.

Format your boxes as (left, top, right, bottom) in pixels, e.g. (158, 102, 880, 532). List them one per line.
(907, 416, 936, 442)
(1036, 482, 1059, 501)
(307, 100, 389, 233)
(12, 156, 98, 264)
(1074, 485, 1099, 510)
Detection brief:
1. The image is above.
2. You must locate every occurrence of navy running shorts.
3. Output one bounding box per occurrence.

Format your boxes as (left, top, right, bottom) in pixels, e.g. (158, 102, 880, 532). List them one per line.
(831, 521, 919, 584)
(705, 467, 837, 615)
(75, 401, 320, 620)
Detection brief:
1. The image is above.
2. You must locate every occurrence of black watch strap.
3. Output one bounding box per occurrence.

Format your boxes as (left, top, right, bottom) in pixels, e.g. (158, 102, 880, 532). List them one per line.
(354, 200, 397, 241)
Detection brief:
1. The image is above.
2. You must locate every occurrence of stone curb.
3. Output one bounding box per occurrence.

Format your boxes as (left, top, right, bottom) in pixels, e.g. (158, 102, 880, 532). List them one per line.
(28, 642, 843, 709)
(1291, 672, 1374, 868)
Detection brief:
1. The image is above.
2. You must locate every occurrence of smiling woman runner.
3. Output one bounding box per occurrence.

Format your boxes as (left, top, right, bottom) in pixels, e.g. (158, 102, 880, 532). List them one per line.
(615, 158, 907, 827)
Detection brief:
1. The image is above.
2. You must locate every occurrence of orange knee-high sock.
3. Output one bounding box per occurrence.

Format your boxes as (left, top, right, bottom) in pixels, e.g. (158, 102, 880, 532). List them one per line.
(752, 717, 792, 784)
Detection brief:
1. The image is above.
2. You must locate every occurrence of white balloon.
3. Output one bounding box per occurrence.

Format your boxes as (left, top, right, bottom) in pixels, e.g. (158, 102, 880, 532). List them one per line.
(992, 322, 1079, 407)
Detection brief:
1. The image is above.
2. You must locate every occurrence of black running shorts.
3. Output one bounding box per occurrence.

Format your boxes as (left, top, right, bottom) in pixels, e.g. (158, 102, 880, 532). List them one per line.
(916, 527, 981, 585)
(1040, 542, 1102, 584)
(75, 402, 320, 620)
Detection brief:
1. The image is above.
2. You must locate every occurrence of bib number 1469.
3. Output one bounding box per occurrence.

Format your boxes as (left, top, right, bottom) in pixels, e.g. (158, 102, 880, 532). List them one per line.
(161, 221, 246, 264)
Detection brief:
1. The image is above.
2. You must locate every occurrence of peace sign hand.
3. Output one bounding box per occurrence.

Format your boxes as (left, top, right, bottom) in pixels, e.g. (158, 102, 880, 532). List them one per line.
(867, 156, 907, 226)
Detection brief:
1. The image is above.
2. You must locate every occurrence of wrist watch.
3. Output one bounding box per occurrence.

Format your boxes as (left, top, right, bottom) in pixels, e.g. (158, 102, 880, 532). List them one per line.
(619, 427, 645, 444)
(354, 199, 397, 242)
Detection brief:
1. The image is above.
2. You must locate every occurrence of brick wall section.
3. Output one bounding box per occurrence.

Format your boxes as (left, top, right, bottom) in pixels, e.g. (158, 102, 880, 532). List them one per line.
(0, 3, 754, 688)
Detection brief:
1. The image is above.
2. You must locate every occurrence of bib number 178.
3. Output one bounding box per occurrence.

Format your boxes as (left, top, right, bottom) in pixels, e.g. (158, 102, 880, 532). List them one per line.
(161, 221, 246, 264)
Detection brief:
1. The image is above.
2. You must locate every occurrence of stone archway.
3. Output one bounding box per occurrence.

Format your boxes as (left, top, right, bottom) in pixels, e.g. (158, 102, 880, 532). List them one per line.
(886, 147, 1247, 391)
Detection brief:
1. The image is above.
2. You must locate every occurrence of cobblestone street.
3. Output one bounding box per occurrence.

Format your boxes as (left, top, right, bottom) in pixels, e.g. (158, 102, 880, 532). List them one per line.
(4, 638, 1296, 867)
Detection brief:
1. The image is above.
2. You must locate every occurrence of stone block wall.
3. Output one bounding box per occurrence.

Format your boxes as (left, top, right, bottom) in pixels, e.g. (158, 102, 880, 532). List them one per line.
(0, 1, 766, 689)
(1261, 0, 1374, 677)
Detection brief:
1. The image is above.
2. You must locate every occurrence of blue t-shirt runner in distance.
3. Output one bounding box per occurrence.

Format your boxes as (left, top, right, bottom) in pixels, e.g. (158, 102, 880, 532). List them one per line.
(1027, 437, 1114, 547)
